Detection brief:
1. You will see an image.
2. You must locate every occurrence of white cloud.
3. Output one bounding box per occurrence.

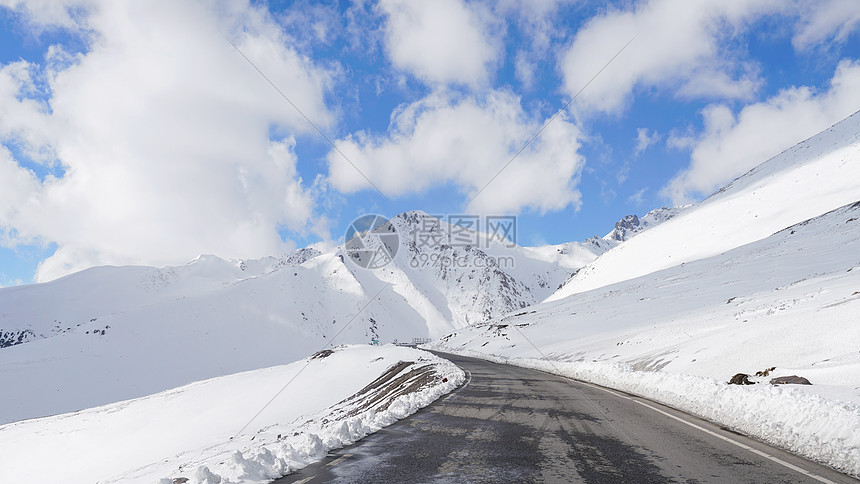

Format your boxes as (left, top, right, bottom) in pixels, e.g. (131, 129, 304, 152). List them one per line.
(499, 0, 573, 91)
(326, 89, 584, 214)
(615, 164, 630, 185)
(276, 1, 341, 51)
(376, 0, 500, 87)
(497, 0, 573, 50)
(0, 0, 336, 282)
(662, 59, 860, 205)
(666, 125, 698, 151)
(557, 0, 860, 117)
(634, 127, 660, 155)
(615, 127, 661, 186)
(558, 0, 785, 116)
(0, 146, 40, 245)
(0, 0, 88, 29)
(627, 187, 647, 206)
(792, 0, 860, 50)
(674, 64, 763, 100)
(514, 51, 536, 90)
(599, 182, 617, 204)
(0, 61, 55, 164)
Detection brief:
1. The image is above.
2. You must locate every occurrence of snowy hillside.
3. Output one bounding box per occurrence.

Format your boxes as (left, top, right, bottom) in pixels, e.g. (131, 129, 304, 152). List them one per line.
(426, 113, 860, 476)
(550, 110, 860, 300)
(0, 249, 324, 350)
(427, 199, 860, 475)
(0, 249, 429, 423)
(0, 345, 464, 484)
(377, 211, 619, 327)
(4, 108, 857, 479)
(371, 209, 678, 328)
(0, 209, 631, 425)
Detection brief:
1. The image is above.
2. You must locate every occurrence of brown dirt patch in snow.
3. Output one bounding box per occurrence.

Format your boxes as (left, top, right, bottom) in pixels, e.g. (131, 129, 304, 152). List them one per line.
(333, 361, 443, 419)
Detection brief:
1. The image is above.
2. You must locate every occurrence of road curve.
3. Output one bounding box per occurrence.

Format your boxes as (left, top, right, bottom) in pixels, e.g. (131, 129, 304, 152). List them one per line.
(274, 352, 858, 483)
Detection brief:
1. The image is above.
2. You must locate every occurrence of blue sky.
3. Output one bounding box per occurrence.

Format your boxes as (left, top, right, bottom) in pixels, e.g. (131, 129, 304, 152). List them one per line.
(0, 0, 859, 285)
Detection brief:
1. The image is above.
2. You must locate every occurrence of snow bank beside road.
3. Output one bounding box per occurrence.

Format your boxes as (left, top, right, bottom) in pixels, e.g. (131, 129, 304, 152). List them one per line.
(0, 345, 464, 484)
(424, 200, 860, 478)
(429, 347, 860, 478)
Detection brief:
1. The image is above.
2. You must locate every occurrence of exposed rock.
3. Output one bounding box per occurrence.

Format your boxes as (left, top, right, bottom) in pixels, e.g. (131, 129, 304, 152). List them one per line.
(770, 375, 811, 385)
(755, 366, 776, 377)
(728, 373, 754, 385)
(604, 206, 689, 242)
(606, 215, 642, 242)
(310, 349, 335, 360)
(0, 329, 37, 349)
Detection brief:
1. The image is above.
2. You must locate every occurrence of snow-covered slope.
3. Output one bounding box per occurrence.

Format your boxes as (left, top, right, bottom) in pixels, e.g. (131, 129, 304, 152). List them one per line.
(427, 199, 860, 476)
(0, 345, 464, 484)
(0, 211, 619, 424)
(378, 211, 617, 327)
(0, 249, 429, 423)
(375, 207, 675, 329)
(550, 110, 860, 300)
(6, 109, 857, 478)
(0, 249, 323, 350)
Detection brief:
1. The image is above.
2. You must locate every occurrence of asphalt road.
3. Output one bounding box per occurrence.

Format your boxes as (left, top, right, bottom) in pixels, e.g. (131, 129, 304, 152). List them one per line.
(274, 352, 858, 483)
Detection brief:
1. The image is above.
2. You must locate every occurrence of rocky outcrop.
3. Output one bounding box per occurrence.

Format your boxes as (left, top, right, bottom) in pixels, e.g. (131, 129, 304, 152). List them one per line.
(728, 373, 754, 385)
(770, 375, 812, 385)
(0, 329, 36, 348)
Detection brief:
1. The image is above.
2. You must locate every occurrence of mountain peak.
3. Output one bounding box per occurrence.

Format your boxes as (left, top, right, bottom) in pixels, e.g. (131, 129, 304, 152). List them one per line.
(603, 207, 687, 242)
(605, 215, 641, 241)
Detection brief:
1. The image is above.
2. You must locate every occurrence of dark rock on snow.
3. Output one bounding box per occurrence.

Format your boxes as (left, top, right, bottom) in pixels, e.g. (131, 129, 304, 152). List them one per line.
(728, 373, 755, 385)
(770, 375, 812, 385)
(755, 366, 776, 377)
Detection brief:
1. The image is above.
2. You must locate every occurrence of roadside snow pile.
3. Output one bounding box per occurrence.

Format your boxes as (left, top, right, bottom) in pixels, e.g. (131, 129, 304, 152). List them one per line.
(425, 200, 860, 478)
(436, 350, 860, 477)
(0, 345, 464, 484)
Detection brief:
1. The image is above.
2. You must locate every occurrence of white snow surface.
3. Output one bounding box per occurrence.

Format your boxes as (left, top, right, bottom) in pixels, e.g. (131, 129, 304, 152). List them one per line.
(0, 344, 464, 484)
(2, 108, 857, 482)
(550, 110, 860, 300)
(0, 212, 622, 424)
(426, 200, 860, 477)
(0, 249, 429, 424)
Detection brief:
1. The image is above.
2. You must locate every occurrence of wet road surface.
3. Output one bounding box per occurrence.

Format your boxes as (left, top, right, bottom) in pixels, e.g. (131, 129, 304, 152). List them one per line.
(274, 352, 857, 483)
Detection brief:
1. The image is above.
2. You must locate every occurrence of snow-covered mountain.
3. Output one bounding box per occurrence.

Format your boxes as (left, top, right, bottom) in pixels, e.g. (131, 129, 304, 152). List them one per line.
(378, 211, 621, 327)
(427, 112, 860, 477)
(433, 199, 860, 392)
(0, 210, 622, 424)
(3, 107, 859, 481)
(603, 206, 689, 242)
(0, 209, 647, 480)
(428, 198, 860, 476)
(549, 110, 860, 300)
(0, 249, 430, 423)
